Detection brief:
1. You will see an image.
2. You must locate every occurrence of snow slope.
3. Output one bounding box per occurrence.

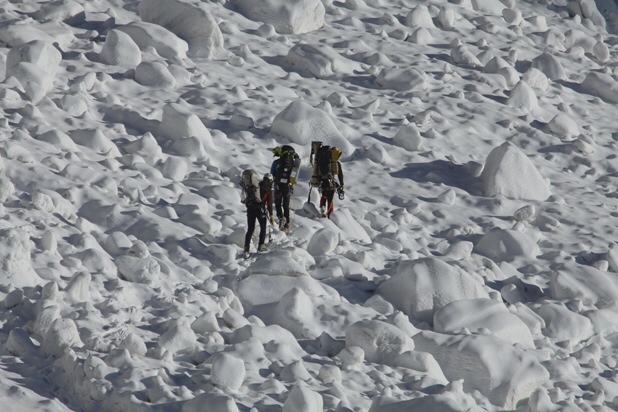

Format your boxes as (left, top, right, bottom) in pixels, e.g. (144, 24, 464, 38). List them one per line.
(0, 0, 617, 411)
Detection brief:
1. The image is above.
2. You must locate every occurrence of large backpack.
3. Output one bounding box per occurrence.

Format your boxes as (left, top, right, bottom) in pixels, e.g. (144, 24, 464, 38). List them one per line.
(275, 145, 298, 185)
(240, 169, 261, 206)
(311, 141, 342, 186)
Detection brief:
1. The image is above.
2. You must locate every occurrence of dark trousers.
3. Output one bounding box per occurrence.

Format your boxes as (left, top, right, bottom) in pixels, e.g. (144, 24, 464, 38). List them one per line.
(275, 183, 291, 224)
(245, 206, 266, 248)
(320, 189, 335, 218)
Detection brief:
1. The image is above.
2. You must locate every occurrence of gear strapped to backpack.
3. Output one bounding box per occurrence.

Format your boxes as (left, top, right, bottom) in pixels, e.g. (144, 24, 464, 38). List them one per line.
(274, 145, 300, 185)
(310, 141, 342, 188)
(240, 169, 262, 206)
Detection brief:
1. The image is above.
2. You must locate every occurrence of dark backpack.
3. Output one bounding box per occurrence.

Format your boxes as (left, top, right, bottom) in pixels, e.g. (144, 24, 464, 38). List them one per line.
(241, 169, 261, 206)
(275, 145, 297, 184)
(316, 145, 333, 181)
(311, 141, 342, 187)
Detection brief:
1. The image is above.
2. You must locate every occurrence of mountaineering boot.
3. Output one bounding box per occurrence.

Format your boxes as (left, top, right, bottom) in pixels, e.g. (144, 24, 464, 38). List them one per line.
(279, 218, 287, 232)
(258, 244, 268, 253)
(320, 205, 326, 218)
(243, 245, 250, 259)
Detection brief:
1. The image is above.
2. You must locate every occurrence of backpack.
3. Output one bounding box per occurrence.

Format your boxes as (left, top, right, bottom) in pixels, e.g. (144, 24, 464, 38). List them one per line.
(311, 141, 342, 186)
(275, 145, 299, 185)
(240, 169, 261, 206)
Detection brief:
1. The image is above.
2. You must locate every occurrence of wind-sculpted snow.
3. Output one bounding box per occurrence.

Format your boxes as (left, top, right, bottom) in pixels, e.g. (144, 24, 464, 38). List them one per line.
(5, 40, 61, 103)
(378, 257, 489, 324)
(158, 102, 216, 153)
(287, 43, 363, 79)
(33, 0, 85, 25)
(433, 298, 535, 348)
(535, 302, 594, 346)
(116, 22, 189, 60)
(139, 0, 224, 58)
(100, 29, 142, 67)
(474, 228, 540, 263)
(581, 71, 618, 103)
(271, 100, 353, 154)
(481, 142, 551, 201)
(0, 229, 39, 288)
(345, 319, 415, 365)
(1, 0, 618, 410)
(551, 263, 618, 307)
(414, 331, 549, 410)
(233, 0, 325, 35)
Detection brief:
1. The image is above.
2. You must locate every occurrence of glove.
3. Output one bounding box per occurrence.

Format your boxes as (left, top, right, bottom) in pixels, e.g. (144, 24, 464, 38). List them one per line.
(270, 215, 275, 226)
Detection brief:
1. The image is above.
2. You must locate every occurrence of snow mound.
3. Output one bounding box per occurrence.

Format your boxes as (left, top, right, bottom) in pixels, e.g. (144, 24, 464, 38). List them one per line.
(450, 44, 482, 67)
(403, 5, 435, 28)
(210, 353, 245, 390)
(287, 43, 361, 78)
(271, 100, 353, 154)
(116, 22, 188, 60)
(548, 113, 579, 140)
(36, 129, 77, 151)
(481, 142, 551, 201)
(115, 252, 160, 284)
(5, 40, 61, 103)
(393, 350, 447, 382)
(6, 39, 61, 77)
(123, 132, 163, 164)
(119, 333, 147, 356)
(158, 317, 197, 355)
(68, 128, 121, 157)
(306, 227, 339, 255)
(581, 72, 618, 104)
(550, 264, 618, 307)
(507, 80, 537, 111)
(378, 257, 488, 324)
(0, 21, 73, 48)
(135, 61, 176, 88)
(283, 382, 323, 412)
(158, 102, 215, 152)
(158, 156, 187, 181)
(345, 319, 415, 365)
(247, 250, 308, 277)
(393, 123, 422, 151)
(139, 0, 224, 58)
(229, 324, 305, 363)
(474, 228, 540, 262)
(376, 67, 429, 91)
(531, 52, 565, 81)
(43, 318, 83, 357)
(568, 0, 606, 29)
(233, 0, 325, 34)
(522, 68, 549, 93)
(100, 29, 142, 67)
(414, 330, 549, 409)
(433, 299, 535, 348)
(330, 208, 371, 243)
(33, 0, 85, 25)
(472, 0, 505, 15)
(236, 273, 335, 308)
(183, 393, 239, 412)
(272, 287, 378, 339)
(536, 302, 594, 345)
(0, 229, 40, 288)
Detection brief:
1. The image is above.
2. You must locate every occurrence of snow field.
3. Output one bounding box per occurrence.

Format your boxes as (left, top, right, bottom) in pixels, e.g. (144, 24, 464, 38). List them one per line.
(0, 0, 617, 411)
